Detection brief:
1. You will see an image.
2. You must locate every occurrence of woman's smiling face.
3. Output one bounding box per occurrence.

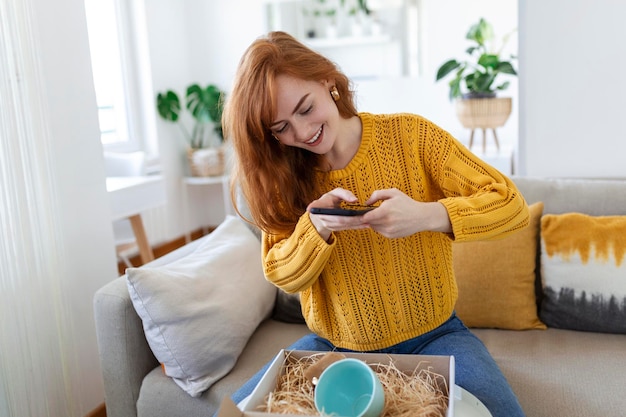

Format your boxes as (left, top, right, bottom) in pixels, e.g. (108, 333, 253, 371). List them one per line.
(270, 74, 340, 155)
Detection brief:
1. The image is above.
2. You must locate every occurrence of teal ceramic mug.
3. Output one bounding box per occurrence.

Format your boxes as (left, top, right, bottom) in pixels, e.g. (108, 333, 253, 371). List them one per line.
(314, 358, 385, 417)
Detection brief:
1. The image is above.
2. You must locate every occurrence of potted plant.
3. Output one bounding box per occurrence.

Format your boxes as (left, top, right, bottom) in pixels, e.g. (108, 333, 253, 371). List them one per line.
(156, 83, 226, 176)
(435, 18, 517, 152)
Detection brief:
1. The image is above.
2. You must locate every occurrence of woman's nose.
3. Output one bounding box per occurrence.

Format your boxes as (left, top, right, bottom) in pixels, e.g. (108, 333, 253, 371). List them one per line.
(292, 122, 308, 142)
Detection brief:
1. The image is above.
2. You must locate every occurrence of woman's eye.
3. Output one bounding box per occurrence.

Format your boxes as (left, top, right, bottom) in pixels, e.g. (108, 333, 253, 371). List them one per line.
(302, 105, 313, 115)
(276, 124, 288, 134)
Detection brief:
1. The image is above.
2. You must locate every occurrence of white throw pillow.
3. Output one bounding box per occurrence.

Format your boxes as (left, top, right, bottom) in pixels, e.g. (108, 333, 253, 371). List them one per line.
(126, 215, 276, 397)
(540, 212, 626, 334)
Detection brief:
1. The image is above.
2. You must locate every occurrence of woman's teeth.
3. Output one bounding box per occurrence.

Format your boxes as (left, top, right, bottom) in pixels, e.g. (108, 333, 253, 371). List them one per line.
(306, 127, 323, 144)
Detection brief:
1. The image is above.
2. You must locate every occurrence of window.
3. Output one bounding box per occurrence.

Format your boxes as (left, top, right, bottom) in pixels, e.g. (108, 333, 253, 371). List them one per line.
(84, 0, 157, 155)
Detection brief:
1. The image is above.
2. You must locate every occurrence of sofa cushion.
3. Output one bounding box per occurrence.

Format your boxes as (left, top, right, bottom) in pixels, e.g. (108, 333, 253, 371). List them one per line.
(452, 202, 546, 330)
(540, 212, 626, 334)
(512, 176, 626, 217)
(473, 327, 626, 417)
(126, 215, 276, 397)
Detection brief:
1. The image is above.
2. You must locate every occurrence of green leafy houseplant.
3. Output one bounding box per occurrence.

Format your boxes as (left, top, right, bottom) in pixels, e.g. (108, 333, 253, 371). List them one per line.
(436, 18, 517, 101)
(156, 84, 225, 149)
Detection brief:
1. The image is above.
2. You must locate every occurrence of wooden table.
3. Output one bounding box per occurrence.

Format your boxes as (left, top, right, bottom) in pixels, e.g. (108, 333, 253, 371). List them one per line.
(106, 175, 166, 264)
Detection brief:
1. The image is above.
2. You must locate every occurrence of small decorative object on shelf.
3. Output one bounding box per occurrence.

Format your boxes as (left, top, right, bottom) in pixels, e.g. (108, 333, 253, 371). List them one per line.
(435, 18, 517, 152)
(187, 147, 224, 177)
(156, 83, 226, 176)
(302, 0, 375, 39)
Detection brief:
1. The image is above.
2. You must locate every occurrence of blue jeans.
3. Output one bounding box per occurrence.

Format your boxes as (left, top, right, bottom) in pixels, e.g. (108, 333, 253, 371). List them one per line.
(229, 313, 525, 417)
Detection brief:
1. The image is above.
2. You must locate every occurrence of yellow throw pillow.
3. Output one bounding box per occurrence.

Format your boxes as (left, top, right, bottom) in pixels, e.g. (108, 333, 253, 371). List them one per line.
(453, 202, 546, 330)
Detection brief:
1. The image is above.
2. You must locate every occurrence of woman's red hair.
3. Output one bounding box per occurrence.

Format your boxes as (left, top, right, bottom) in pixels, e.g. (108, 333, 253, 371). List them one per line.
(224, 31, 358, 234)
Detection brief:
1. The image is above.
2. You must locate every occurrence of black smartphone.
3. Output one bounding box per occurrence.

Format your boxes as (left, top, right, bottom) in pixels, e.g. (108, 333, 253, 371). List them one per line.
(310, 205, 376, 216)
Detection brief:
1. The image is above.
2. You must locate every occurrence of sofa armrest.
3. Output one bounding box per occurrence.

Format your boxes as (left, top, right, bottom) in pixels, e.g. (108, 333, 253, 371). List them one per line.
(93, 236, 209, 417)
(94, 275, 158, 417)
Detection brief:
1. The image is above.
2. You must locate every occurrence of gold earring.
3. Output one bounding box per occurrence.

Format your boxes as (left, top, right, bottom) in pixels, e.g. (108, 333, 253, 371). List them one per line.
(330, 86, 340, 101)
(272, 133, 279, 141)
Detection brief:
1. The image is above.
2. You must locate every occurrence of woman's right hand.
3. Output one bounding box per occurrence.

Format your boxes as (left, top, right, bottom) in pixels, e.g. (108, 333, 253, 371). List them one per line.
(307, 188, 370, 241)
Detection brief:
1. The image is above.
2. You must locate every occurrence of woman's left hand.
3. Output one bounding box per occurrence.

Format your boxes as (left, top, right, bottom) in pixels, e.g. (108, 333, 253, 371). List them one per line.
(307, 188, 371, 241)
(362, 188, 452, 238)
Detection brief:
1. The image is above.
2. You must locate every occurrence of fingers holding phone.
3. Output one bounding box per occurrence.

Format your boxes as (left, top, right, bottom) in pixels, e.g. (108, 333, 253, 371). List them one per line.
(308, 203, 375, 241)
(307, 188, 384, 239)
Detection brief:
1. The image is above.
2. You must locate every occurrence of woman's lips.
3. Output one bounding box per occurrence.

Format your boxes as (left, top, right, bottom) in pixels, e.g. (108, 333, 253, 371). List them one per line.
(305, 126, 323, 145)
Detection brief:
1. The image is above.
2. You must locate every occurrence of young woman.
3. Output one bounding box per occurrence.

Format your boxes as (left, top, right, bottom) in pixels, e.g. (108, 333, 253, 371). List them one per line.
(223, 31, 528, 417)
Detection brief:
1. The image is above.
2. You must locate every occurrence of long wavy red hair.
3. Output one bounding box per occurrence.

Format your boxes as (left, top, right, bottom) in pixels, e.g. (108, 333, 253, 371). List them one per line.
(224, 31, 358, 234)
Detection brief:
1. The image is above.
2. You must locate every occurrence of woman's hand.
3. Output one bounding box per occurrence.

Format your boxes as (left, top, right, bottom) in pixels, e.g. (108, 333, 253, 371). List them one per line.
(362, 188, 452, 238)
(307, 188, 371, 241)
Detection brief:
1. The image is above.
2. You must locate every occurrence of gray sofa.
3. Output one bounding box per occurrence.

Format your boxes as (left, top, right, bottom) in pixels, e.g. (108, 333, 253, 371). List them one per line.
(94, 177, 626, 417)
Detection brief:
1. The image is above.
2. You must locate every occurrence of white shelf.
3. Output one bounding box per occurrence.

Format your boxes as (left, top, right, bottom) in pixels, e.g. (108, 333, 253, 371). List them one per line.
(265, 0, 409, 78)
(182, 175, 232, 242)
(183, 175, 228, 186)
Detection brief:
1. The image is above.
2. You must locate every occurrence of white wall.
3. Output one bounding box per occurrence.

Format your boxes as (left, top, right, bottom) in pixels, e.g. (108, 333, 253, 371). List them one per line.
(183, 0, 267, 89)
(30, 0, 118, 413)
(141, 0, 266, 235)
(357, 0, 518, 153)
(143, 1, 194, 238)
(518, 0, 626, 178)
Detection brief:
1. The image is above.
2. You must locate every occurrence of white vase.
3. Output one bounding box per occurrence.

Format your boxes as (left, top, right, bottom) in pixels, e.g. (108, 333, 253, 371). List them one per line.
(326, 23, 338, 38)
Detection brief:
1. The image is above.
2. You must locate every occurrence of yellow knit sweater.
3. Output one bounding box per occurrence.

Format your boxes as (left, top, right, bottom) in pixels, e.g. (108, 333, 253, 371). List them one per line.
(263, 113, 529, 351)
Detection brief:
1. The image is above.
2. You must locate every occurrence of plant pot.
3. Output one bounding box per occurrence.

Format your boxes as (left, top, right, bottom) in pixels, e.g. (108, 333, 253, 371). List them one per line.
(455, 97, 512, 153)
(187, 147, 225, 177)
(455, 97, 512, 129)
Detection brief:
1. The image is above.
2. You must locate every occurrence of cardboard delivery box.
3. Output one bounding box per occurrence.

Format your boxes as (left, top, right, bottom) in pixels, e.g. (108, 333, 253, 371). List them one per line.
(217, 349, 455, 417)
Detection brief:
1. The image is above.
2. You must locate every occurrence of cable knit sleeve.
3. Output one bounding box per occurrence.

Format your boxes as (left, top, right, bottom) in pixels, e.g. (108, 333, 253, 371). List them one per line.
(420, 119, 529, 242)
(262, 213, 335, 293)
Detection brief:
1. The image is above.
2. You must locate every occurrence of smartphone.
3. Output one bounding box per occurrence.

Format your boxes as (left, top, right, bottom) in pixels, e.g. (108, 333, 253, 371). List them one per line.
(309, 205, 376, 216)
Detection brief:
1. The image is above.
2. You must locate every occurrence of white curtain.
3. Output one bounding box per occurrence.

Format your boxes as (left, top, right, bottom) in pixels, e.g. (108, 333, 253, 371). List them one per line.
(0, 0, 76, 415)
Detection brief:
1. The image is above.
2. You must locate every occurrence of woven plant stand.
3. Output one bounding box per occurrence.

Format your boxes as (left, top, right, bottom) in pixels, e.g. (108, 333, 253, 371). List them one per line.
(455, 97, 512, 153)
(187, 147, 225, 177)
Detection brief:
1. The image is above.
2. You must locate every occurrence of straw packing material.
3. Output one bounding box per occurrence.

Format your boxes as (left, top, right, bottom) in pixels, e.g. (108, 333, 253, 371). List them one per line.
(259, 352, 448, 417)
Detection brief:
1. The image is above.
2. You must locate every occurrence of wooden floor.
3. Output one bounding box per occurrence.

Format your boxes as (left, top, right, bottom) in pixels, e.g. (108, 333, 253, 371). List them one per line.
(85, 403, 106, 417)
